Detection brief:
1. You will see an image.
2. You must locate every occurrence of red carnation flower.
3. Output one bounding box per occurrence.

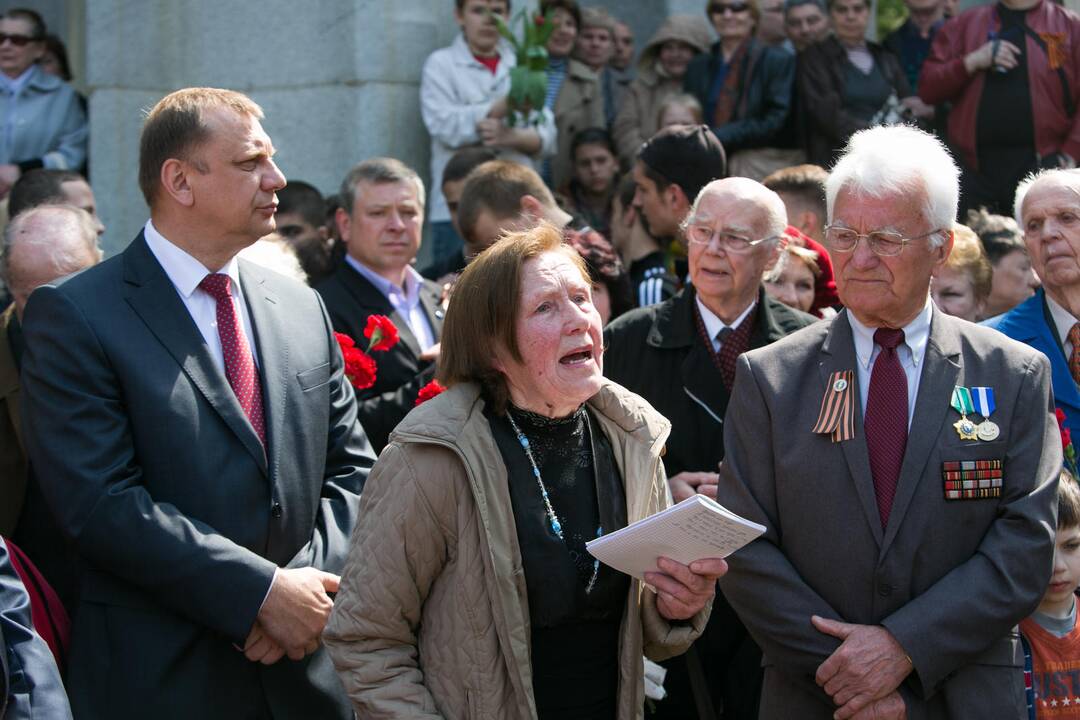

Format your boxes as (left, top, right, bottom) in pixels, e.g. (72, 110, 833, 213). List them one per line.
(335, 332, 378, 391)
(415, 380, 447, 406)
(535, 13, 545, 26)
(364, 315, 400, 353)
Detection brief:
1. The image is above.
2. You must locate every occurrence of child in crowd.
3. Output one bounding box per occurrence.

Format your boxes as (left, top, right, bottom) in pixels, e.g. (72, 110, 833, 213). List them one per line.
(1021, 470, 1080, 718)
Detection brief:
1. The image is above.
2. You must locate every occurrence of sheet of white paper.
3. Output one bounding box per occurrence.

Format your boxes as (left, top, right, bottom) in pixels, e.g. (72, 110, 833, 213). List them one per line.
(586, 495, 765, 581)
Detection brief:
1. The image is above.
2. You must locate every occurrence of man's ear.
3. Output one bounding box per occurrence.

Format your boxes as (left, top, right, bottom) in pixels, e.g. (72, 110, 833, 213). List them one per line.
(335, 207, 351, 246)
(667, 184, 690, 215)
(933, 228, 955, 268)
(520, 194, 545, 221)
(159, 158, 194, 208)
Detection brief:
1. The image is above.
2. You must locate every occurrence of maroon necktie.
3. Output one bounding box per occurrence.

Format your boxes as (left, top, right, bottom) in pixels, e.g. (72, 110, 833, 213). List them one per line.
(199, 273, 266, 446)
(716, 310, 757, 390)
(864, 328, 908, 529)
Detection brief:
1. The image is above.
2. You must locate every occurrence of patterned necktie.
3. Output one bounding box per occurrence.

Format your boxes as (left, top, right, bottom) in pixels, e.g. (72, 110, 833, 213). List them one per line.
(717, 311, 756, 390)
(1069, 323, 1080, 386)
(864, 328, 908, 529)
(199, 273, 266, 446)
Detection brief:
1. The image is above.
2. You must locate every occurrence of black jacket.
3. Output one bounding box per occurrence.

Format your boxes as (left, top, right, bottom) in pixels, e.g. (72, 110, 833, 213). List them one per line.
(797, 36, 910, 166)
(604, 286, 816, 477)
(684, 38, 796, 153)
(316, 262, 445, 452)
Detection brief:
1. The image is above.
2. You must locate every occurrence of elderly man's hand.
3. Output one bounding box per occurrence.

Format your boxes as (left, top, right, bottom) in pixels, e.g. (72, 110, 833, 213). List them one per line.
(645, 556, 727, 621)
(242, 622, 286, 665)
(811, 616, 912, 719)
(850, 691, 906, 720)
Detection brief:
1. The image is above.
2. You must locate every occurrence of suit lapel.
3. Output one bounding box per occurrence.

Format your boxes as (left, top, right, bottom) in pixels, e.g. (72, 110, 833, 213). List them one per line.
(418, 281, 445, 339)
(122, 235, 268, 473)
(881, 310, 962, 554)
(820, 312, 884, 546)
(239, 260, 286, 481)
(338, 264, 421, 359)
(663, 290, 728, 425)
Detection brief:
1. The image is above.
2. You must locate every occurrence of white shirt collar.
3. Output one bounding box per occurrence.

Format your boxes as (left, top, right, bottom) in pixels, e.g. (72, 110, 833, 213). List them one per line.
(1045, 292, 1079, 348)
(143, 219, 242, 299)
(344, 254, 422, 303)
(695, 295, 756, 342)
(847, 295, 934, 370)
(0, 64, 37, 95)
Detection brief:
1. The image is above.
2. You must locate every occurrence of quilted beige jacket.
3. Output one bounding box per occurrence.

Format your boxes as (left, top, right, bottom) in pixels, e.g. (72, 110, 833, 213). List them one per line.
(323, 379, 710, 719)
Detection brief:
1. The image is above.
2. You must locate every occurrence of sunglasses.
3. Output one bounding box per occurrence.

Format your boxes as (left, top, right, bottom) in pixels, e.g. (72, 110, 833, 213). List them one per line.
(709, 2, 751, 14)
(0, 33, 40, 47)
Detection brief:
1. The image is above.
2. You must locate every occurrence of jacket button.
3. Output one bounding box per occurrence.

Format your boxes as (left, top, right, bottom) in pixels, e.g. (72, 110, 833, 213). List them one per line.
(877, 582, 893, 597)
(271, 503, 282, 519)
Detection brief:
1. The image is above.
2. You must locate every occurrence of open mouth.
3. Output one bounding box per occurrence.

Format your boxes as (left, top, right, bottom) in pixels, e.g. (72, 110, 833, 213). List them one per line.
(560, 349, 593, 366)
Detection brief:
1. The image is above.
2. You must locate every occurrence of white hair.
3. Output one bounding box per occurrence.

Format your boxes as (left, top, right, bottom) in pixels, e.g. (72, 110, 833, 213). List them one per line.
(685, 177, 788, 244)
(825, 125, 959, 246)
(238, 235, 309, 284)
(1014, 168, 1080, 226)
(0, 203, 102, 288)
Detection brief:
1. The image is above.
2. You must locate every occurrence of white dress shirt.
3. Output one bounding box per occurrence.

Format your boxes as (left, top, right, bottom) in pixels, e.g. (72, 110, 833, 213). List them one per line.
(1045, 293, 1080, 359)
(143, 220, 260, 370)
(695, 295, 756, 354)
(847, 296, 934, 428)
(345, 255, 436, 352)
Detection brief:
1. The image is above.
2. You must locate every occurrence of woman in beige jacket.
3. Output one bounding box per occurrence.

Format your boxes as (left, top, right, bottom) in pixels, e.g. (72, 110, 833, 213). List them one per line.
(612, 16, 712, 168)
(323, 225, 723, 719)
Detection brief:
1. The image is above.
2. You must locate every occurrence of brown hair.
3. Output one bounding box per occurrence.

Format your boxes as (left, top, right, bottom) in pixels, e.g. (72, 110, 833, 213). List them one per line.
(339, 157, 425, 213)
(439, 222, 589, 414)
(763, 163, 828, 219)
(1059, 470, 1080, 530)
(945, 223, 993, 303)
(965, 206, 1026, 265)
(458, 160, 556, 244)
(138, 88, 263, 207)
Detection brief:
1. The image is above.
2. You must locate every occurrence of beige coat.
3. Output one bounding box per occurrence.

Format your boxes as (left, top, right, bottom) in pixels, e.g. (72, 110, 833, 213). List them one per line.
(611, 15, 713, 167)
(323, 380, 710, 719)
(551, 58, 608, 189)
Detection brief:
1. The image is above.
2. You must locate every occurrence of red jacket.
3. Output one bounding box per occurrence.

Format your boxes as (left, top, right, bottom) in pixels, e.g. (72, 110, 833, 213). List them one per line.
(918, 0, 1080, 171)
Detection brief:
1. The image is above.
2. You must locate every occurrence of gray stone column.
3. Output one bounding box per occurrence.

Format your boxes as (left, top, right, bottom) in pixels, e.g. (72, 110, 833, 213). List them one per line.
(87, 0, 459, 256)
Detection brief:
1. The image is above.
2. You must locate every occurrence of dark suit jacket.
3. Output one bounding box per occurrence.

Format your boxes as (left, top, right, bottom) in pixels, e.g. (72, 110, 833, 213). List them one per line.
(717, 308, 1059, 718)
(0, 304, 25, 537)
(984, 288, 1080, 435)
(19, 232, 376, 720)
(316, 261, 445, 452)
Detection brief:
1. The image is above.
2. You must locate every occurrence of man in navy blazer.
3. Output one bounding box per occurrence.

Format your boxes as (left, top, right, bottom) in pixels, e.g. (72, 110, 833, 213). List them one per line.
(19, 88, 375, 719)
(985, 169, 1080, 434)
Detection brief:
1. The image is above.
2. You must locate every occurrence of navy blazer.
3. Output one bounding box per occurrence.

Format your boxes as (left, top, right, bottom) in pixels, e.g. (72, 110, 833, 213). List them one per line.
(984, 288, 1080, 434)
(19, 232, 376, 720)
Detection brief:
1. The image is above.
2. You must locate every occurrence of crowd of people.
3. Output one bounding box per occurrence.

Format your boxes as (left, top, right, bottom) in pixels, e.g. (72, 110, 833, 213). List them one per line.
(2, 1, 1080, 719)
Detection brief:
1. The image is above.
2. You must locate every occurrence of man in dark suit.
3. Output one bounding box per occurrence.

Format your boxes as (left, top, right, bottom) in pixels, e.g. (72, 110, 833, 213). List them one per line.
(717, 125, 1058, 718)
(19, 88, 376, 719)
(985, 169, 1080, 437)
(316, 157, 444, 452)
(605, 176, 815, 720)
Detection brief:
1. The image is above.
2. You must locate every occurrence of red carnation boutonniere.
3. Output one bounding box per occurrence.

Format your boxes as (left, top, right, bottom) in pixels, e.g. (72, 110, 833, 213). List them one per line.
(1056, 407, 1078, 477)
(415, 380, 447, 406)
(335, 315, 401, 392)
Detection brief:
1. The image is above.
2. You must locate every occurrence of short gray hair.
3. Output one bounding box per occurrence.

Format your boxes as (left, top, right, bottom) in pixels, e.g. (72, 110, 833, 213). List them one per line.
(1014, 168, 1080, 227)
(683, 177, 788, 244)
(339, 157, 425, 212)
(0, 203, 102, 288)
(826, 125, 958, 247)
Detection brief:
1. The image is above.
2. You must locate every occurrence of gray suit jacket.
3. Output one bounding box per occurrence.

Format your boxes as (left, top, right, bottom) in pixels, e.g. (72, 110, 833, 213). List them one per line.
(716, 308, 1059, 719)
(19, 232, 376, 720)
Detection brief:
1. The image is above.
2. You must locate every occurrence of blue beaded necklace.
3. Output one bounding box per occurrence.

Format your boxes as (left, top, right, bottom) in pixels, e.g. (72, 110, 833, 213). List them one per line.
(506, 407, 603, 593)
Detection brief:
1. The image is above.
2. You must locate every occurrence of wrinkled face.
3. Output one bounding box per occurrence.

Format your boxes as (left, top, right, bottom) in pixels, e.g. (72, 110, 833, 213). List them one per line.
(60, 179, 105, 237)
(658, 102, 700, 128)
(765, 254, 816, 312)
(829, 187, 950, 327)
(632, 161, 682, 239)
(574, 142, 618, 195)
(0, 18, 43, 79)
(338, 180, 423, 277)
(497, 251, 604, 417)
(456, 0, 508, 56)
(831, 0, 870, 46)
(187, 108, 286, 248)
(547, 8, 579, 59)
(1042, 525, 1080, 615)
(986, 249, 1038, 315)
(710, 0, 756, 44)
(786, 4, 830, 50)
(613, 22, 635, 69)
(577, 26, 614, 69)
(688, 190, 781, 309)
(658, 40, 697, 79)
(931, 265, 982, 322)
(1022, 180, 1080, 297)
(757, 0, 787, 43)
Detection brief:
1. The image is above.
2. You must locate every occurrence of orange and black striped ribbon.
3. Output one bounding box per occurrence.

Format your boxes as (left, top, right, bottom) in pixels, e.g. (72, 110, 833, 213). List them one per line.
(812, 370, 856, 442)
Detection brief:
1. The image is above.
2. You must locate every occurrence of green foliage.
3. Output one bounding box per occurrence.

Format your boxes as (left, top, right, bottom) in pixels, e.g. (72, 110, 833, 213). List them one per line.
(492, 8, 556, 126)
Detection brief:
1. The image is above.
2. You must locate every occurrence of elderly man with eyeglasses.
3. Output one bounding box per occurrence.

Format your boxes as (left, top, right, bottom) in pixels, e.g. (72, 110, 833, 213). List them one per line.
(604, 175, 815, 719)
(715, 124, 1059, 719)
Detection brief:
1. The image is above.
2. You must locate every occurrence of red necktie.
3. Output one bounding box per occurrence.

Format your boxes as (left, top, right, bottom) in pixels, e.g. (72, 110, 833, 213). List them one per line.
(199, 274, 266, 446)
(864, 328, 908, 529)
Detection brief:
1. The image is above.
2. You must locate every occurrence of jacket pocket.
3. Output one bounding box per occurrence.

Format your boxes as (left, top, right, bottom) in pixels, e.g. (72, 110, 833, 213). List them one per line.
(296, 362, 330, 392)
